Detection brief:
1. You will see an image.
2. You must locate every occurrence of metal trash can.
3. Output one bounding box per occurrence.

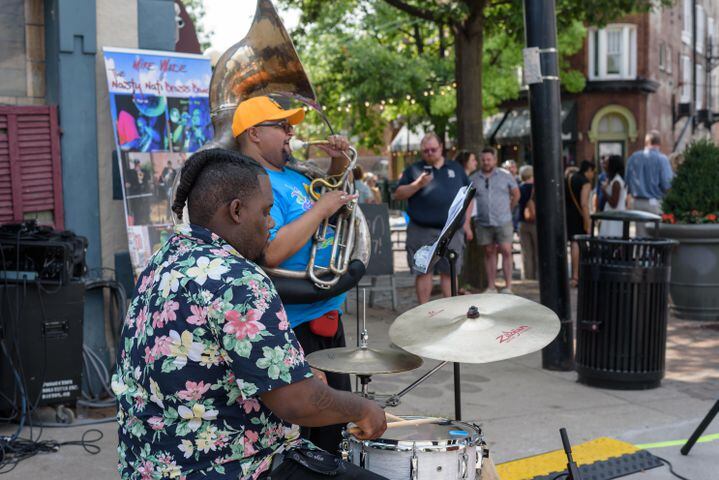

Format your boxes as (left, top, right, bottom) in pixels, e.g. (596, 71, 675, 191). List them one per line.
(574, 210, 677, 389)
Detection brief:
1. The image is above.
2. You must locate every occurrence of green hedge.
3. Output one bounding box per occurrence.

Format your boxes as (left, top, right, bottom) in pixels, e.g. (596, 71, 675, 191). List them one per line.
(662, 139, 719, 224)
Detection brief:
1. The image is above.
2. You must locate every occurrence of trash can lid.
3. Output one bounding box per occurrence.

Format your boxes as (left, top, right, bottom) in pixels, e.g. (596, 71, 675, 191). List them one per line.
(591, 209, 661, 223)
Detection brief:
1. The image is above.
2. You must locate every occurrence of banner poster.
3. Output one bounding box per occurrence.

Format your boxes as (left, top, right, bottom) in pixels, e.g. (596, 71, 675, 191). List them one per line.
(103, 47, 213, 277)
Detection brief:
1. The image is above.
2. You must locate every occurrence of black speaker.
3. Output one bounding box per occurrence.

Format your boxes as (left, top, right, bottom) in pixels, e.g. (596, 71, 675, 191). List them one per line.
(0, 281, 84, 416)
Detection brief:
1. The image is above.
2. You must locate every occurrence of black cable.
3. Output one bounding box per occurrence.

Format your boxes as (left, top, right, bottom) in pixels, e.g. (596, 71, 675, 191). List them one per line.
(0, 428, 104, 474)
(653, 454, 692, 480)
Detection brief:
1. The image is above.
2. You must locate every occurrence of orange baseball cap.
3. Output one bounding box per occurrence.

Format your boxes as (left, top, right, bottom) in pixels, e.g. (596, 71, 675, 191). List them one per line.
(231, 96, 305, 137)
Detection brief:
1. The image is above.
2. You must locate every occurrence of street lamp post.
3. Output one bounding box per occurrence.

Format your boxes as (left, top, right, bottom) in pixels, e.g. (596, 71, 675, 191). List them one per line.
(523, 0, 573, 370)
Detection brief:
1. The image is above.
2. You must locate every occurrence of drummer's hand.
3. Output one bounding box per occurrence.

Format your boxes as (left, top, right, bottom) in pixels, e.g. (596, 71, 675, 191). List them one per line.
(310, 368, 328, 385)
(316, 135, 350, 158)
(352, 400, 387, 440)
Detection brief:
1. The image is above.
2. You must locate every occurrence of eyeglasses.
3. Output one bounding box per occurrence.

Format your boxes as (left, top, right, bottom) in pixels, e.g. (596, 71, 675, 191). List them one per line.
(422, 146, 439, 154)
(255, 121, 293, 133)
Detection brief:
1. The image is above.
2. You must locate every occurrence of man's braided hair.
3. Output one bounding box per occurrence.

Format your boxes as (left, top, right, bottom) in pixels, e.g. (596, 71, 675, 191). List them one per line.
(172, 148, 266, 224)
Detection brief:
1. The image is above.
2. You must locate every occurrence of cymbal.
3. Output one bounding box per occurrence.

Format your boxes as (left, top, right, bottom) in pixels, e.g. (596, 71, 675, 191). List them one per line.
(389, 294, 560, 364)
(306, 346, 423, 375)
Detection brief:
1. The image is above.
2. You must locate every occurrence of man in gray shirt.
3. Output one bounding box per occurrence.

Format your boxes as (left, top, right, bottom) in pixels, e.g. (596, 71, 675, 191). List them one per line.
(470, 147, 520, 293)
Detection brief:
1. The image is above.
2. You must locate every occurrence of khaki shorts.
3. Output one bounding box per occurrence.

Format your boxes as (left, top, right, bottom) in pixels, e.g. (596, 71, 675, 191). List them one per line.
(405, 222, 465, 275)
(475, 221, 513, 246)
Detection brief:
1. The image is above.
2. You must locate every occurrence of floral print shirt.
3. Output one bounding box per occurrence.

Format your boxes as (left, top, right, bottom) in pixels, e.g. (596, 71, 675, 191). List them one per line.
(112, 224, 313, 479)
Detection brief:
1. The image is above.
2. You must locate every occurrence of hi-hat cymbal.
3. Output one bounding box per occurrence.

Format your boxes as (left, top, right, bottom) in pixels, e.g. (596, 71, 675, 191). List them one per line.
(389, 294, 560, 364)
(306, 346, 423, 375)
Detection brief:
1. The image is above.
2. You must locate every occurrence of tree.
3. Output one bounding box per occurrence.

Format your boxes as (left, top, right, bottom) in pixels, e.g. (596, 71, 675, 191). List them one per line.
(182, 0, 214, 52)
(281, 0, 669, 152)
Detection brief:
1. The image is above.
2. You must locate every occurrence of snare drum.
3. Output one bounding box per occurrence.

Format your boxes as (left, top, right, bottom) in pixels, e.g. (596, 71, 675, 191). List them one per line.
(342, 416, 485, 480)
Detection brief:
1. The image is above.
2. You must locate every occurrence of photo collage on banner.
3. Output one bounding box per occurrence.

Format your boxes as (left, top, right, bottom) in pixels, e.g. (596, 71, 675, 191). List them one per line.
(103, 47, 213, 277)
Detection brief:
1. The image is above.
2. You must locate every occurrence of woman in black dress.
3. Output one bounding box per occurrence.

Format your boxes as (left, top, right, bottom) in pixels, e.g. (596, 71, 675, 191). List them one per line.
(565, 160, 596, 287)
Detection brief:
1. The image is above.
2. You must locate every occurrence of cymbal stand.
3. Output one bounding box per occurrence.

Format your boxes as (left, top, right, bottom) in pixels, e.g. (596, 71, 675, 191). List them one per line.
(384, 360, 449, 407)
(356, 290, 371, 396)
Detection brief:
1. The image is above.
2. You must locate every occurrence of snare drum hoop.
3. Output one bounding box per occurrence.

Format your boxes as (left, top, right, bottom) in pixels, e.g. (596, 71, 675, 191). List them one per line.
(352, 419, 482, 453)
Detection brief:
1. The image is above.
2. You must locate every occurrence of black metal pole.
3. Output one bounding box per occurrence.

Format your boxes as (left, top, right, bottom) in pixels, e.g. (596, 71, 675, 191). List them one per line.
(448, 249, 462, 420)
(681, 399, 719, 455)
(523, 0, 573, 370)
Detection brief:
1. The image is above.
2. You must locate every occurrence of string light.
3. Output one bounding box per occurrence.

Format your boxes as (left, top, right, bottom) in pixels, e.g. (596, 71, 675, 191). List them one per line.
(309, 80, 457, 113)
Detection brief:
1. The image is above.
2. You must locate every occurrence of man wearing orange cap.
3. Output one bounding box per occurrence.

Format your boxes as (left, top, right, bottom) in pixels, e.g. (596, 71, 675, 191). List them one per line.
(233, 95, 357, 453)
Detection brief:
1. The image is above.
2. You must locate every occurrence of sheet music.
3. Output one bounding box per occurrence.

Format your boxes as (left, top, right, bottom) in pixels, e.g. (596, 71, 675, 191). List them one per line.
(413, 185, 473, 274)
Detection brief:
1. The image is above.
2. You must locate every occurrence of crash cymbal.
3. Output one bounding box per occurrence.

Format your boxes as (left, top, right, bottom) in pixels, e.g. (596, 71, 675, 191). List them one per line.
(306, 346, 424, 375)
(389, 294, 560, 364)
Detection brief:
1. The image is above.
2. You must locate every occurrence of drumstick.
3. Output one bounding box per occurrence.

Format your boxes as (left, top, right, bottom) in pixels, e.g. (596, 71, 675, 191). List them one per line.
(384, 412, 404, 422)
(349, 417, 443, 437)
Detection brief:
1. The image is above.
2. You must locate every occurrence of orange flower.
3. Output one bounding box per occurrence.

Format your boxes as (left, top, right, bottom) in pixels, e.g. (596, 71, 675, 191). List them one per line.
(706, 214, 717, 222)
(661, 213, 676, 224)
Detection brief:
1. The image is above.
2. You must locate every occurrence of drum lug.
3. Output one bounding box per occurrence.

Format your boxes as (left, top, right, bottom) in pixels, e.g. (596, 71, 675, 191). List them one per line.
(339, 439, 349, 462)
(360, 445, 368, 469)
(410, 445, 419, 480)
(459, 451, 469, 479)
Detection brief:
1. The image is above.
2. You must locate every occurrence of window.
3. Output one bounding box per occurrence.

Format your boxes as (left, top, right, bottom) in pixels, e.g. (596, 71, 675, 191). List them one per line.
(681, 55, 691, 103)
(666, 46, 673, 74)
(709, 17, 716, 57)
(697, 6, 706, 54)
(712, 68, 719, 111)
(696, 64, 704, 109)
(683, 0, 692, 45)
(587, 24, 637, 80)
(659, 43, 666, 71)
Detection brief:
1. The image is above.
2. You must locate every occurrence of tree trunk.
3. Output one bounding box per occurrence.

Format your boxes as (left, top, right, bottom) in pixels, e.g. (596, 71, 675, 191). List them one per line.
(454, 13, 485, 153)
(456, 8, 486, 290)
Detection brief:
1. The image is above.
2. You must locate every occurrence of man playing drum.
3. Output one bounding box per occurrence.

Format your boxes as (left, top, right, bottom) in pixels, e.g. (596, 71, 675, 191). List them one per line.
(113, 148, 387, 479)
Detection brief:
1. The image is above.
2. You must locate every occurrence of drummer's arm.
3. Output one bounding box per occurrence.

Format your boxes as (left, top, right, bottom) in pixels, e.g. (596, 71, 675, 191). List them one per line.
(260, 378, 386, 439)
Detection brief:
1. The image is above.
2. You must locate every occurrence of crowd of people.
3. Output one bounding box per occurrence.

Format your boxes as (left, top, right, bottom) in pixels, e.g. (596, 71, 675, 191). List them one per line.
(393, 129, 675, 302)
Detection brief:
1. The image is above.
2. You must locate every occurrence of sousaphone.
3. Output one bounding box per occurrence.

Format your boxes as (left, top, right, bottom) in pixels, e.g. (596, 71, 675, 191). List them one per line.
(175, 0, 370, 303)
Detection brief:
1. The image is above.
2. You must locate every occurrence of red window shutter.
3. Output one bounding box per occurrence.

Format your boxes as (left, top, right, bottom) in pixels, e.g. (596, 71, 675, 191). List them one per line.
(0, 106, 64, 229)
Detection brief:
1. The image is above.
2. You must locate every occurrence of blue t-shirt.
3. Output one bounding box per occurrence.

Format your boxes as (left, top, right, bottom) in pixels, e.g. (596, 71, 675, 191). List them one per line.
(397, 160, 470, 228)
(265, 167, 345, 328)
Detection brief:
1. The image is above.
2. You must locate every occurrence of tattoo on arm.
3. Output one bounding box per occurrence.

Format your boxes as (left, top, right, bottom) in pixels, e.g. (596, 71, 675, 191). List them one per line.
(309, 385, 365, 419)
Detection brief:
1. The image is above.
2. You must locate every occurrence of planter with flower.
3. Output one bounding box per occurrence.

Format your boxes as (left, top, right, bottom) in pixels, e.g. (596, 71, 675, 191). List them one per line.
(648, 139, 719, 320)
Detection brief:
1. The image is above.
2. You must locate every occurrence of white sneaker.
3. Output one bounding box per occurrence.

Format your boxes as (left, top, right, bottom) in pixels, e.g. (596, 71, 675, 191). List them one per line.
(500, 287, 513, 294)
(484, 287, 498, 293)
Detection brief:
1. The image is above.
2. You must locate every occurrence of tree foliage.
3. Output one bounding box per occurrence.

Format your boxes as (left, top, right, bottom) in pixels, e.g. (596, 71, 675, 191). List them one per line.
(181, 0, 214, 52)
(280, 0, 670, 151)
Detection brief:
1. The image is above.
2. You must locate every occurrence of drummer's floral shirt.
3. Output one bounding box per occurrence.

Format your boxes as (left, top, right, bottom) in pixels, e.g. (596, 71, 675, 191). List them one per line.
(112, 224, 313, 479)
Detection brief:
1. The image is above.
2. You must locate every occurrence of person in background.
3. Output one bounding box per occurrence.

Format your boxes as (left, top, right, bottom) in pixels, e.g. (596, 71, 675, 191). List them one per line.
(394, 133, 472, 304)
(625, 130, 674, 236)
(363, 172, 383, 204)
(598, 155, 628, 237)
(470, 147, 520, 294)
(503, 160, 521, 233)
(594, 155, 608, 213)
(517, 165, 538, 280)
(565, 160, 596, 287)
(455, 150, 479, 177)
(353, 165, 374, 203)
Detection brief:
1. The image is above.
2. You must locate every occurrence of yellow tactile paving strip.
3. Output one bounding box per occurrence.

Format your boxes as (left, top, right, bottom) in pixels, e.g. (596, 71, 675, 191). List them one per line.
(495, 437, 639, 480)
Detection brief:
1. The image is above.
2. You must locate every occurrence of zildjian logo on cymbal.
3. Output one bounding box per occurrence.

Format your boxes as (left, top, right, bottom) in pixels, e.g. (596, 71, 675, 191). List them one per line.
(496, 325, 531, 344)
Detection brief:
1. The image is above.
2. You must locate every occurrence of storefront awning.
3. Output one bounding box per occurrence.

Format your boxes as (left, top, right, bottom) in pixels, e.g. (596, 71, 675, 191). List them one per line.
(493, 101, 576, 145)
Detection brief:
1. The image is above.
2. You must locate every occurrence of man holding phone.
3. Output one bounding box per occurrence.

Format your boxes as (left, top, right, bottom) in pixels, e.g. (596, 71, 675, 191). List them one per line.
(394, 133, 472, 304)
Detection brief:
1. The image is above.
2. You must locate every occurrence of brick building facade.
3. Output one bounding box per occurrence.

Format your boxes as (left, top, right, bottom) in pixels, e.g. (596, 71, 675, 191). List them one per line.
(491, 1, 719, 167)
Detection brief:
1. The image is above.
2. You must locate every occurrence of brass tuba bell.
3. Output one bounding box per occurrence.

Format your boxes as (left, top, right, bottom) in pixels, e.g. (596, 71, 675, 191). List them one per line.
(175, 0, 370, 300)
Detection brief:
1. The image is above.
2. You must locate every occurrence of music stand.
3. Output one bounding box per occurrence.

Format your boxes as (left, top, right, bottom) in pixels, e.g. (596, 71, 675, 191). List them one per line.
(416, 184, 476, 420)
(681, 399, 719, 455)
